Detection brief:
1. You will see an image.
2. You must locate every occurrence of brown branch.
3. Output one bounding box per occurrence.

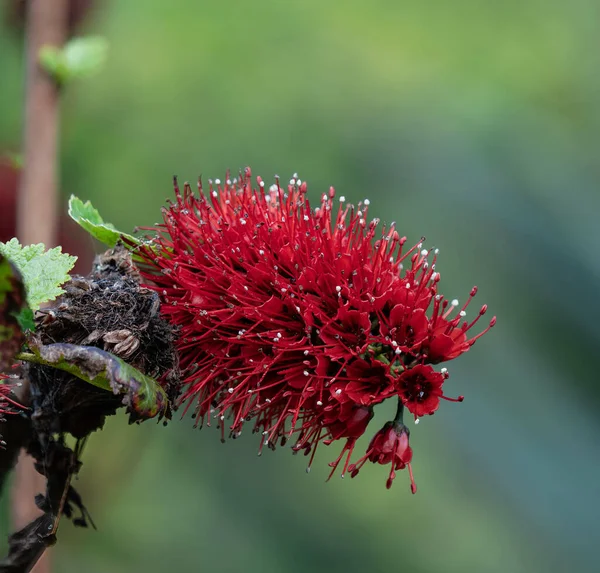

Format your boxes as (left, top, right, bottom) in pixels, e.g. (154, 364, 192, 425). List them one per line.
(13, 1, 69, 572)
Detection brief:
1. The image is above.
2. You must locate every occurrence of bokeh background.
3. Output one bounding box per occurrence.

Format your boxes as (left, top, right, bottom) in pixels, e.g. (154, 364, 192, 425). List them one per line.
(1, 1, 599, 572)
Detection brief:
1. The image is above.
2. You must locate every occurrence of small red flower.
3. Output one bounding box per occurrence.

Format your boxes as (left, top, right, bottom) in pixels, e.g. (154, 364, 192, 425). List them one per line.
(348, 420, 416, 492)
(420, 288, 497, 363)
(137, 168, 495, 490)
(396, 363, 463, 418)
(0, 375, 22, 412)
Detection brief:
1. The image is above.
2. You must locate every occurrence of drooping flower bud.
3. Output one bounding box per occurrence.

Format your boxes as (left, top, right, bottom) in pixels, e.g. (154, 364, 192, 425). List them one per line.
(349, 420, 416, 492)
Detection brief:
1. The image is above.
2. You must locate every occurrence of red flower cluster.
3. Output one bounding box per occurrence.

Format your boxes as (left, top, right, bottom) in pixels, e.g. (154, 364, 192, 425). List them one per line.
(0, 374, 25, 448)
(138, 168, 495, 492)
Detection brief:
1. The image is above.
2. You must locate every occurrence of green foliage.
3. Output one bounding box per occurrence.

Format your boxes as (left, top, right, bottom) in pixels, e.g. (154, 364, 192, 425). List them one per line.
(39, 36, 108, 85)
(0, 255, 28, 370)
(20, 343, 168, 420)
(0, 239, 76, 312)
(0, 258, 15, 306)
(68, 195, 140, 249)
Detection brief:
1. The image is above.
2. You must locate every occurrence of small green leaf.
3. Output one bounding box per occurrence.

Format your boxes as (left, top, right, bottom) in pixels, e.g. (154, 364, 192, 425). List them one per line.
(20, 343, 168, 420)
(39, 36, 108, 85)
(63, 37, 108, 78)
(68, 195, 140, 249)
(39, 45, 68, 83)
(14, 308, 35, 332)
(0, 255, 28, 370)
(0, 239, 77, 312)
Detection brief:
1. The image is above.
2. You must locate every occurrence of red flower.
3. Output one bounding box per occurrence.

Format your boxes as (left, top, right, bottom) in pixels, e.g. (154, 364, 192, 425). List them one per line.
(0, 375, 22, 412)
(420, 288, 497, 363)
(396, 363, 463, 418)
(348, 420, 416, 492)
(137, 168, 495, 489)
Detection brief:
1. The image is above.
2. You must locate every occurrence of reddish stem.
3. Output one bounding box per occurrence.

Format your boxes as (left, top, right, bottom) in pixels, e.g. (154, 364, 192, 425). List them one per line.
(13, 1, 69, 572)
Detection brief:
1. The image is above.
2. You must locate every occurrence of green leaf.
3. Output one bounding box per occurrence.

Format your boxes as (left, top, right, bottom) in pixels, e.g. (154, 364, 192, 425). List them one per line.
(68, 195, 141, 249)
(0, 255, 28, 370)
(14, 308, 35, 332)
(39, 36, 108, 85)
(19, 343, 168, 420)
(39, 45, 67, 83)
(63, 36, 108, 79)
(0, 239, 77, 312)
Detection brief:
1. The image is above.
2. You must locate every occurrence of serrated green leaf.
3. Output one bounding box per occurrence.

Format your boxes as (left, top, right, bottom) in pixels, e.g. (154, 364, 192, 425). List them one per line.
(0, 255, 28, 370)
(39, 36, 108, 85)
(0, 239, 76, 311)
(20, 343, 168, 420)
(68, 195, 141, 249)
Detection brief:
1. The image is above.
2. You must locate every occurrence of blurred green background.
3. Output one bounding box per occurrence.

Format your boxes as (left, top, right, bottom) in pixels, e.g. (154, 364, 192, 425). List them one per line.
(1, 1, 599, 572)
